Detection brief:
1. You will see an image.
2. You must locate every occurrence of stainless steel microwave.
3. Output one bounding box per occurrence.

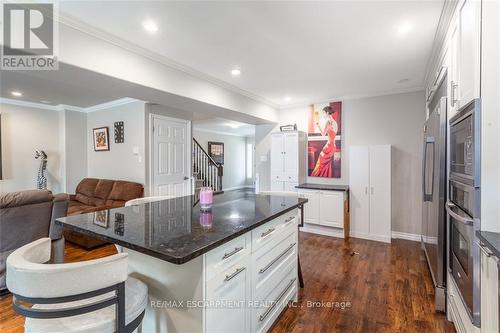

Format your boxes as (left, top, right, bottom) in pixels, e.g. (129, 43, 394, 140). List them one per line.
(449, 99, 481, 186)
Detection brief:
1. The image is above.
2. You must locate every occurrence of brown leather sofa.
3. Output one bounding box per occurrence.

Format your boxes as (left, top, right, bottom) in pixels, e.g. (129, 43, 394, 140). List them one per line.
(64, 178, 143, 249)
(0, 190, 68, 293)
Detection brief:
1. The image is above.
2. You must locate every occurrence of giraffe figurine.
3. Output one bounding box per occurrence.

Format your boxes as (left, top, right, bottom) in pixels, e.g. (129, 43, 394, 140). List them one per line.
(34, 150, 48, 190)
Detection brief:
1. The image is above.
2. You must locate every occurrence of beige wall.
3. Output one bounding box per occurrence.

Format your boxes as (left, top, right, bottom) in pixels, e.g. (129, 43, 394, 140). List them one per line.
(87, 101, 146, 185)
(0, 103, 65, 193)
(274, 90, 426, 234)
(192, 129, 248, 190)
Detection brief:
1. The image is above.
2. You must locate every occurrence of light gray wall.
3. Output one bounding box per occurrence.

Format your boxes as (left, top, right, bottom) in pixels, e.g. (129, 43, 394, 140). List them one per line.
(87, 101, 146, 184)
(64, 110, 87, 193)
(277, 90, 426, 234)
(254, 124, 276, 192)
(192, 129, 247, 190)
(0, 103, 64, 193)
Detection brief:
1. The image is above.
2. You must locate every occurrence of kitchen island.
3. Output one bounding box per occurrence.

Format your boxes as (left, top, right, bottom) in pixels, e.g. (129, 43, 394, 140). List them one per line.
(57, 190, 307, 333)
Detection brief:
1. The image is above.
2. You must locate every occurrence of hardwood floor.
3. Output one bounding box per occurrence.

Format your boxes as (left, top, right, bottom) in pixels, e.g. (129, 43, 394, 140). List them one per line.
(0, 234, 455, 333)
(270, 233, 456, 333)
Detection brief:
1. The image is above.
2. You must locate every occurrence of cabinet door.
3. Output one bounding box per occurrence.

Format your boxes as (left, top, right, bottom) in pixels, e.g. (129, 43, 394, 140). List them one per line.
(298, 190, 320, 224)
(368, 146, 391, 242)
(283, 181, 298, 192)
(283, 133, 298, 182)
(270, 134, 284, 180)
(319, 191, 344, 228)
(206, 262, 250, 333)
(271, 180, 284, 192)
(349, 146, 370, 236)
(458, 0, 481, 105)
(449, 20, 460, 114)
(481, 247, 499, 332)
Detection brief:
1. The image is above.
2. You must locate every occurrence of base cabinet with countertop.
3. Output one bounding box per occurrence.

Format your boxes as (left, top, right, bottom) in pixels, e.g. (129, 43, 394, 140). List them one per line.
(296, 184, 349, 239)
(56, 192, 305, 333)
(478, 232, 500, 333)
(127, 209, 299, 333)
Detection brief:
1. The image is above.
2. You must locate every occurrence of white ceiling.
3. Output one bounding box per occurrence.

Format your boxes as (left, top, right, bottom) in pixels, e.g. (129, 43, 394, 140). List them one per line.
(59, 1, 444, 107)
(193, 118, 255, 137)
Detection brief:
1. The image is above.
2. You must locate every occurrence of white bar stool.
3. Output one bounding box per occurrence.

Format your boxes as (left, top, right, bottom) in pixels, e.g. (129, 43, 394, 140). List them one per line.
(6, 238, 148, 333)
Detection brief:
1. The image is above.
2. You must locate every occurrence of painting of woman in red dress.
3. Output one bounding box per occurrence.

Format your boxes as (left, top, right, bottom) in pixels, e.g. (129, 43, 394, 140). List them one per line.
(308, 102, 341, 178)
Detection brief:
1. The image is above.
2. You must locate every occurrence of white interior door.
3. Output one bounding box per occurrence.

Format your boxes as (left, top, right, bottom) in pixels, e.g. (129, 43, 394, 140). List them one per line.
(349, 146, 370, 236)
(270, 134, 284, 181)
(152, 115, 191, 197)
(368, 145, 391, 242)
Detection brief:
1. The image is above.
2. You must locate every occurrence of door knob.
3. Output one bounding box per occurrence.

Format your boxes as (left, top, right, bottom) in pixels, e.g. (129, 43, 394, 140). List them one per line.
(184, 176, 189, 180)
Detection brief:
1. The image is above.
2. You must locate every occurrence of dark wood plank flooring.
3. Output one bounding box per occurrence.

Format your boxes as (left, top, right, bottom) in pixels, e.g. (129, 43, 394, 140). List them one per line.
(270, 233, 455, 333)
(0, 233, 455, 333)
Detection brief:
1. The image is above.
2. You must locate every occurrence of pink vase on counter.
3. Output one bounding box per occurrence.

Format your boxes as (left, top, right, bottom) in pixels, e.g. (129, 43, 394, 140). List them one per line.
(199, 187, 213, 211)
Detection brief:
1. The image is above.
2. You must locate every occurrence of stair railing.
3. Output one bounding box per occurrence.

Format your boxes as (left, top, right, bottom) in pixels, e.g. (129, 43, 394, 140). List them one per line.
(192, 138, 223, 192)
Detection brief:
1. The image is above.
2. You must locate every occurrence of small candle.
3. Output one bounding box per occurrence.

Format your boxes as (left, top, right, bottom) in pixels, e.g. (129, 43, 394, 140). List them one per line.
(199, 187, 213, 211)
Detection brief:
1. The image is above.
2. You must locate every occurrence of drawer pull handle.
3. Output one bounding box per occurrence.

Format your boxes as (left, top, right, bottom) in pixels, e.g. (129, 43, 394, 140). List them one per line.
(259, 278, 297, 322)
(259, 242, 296, 274)
(261, 228, 276, 238)
(224, 267, 246, 282)
(222, 246, 244, 260)
(284, 216, 295, 224)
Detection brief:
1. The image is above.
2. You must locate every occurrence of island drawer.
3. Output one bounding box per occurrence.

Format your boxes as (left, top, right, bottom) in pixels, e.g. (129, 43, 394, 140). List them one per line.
(205, 233, 251, 280)
(251, 210, 298, 251)
(252, 232, 297, 298)
(252, 260, 297, 333)
(205, 256, 251, 333)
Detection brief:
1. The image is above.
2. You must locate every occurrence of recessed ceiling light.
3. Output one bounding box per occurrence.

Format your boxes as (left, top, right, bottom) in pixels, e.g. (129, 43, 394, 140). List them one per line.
(397, 21, 413, 35)
(398, 78, 410, 84)
(142, 19, 158, 33)
(231, 69, 241, 76)
(11, 91, 22, 97)
(284, 96, 292, 102)
(227, 122, 242, 129)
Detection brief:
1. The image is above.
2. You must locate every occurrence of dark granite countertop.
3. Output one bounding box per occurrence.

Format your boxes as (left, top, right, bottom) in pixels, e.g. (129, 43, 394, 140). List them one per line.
(296, 183, 349, 192)
(477, 231, 500, 259)
(56, 191, 307, 265)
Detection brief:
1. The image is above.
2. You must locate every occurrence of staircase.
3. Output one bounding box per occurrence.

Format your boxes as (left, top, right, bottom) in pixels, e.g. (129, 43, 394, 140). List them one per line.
(192, 138, 223, 196)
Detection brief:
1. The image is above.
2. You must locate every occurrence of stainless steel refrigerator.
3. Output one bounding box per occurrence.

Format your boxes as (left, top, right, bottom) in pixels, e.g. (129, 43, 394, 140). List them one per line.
(422, 71, 447, 312)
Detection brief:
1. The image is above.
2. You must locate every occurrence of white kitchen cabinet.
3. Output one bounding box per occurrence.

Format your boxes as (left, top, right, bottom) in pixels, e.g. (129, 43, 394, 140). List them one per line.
(480, 244, 499, 333)
(205, 259, 251, 333)
(270, 131, 306, 192)
(319, 191, 344, 228)
(298, 189, 320, 224)
(349, 145, 391, 243)
(449, 0, 481, 114)
(298, 189, 344, 229)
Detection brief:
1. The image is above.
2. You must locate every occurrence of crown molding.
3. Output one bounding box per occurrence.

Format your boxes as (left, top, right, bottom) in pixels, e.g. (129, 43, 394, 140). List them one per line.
(85, 98, 141, 112)
(0, 97, 141, 113)
(193, 127, 254, 138)
(56, 12, 279, 110)
(423, 0, 459, 85)
(279, 86, 424, 110)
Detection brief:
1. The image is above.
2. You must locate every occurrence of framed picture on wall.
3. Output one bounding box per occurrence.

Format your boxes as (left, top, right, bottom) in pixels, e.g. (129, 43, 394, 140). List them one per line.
(208, 142, 224, 165)
(93, 127, 110, 151)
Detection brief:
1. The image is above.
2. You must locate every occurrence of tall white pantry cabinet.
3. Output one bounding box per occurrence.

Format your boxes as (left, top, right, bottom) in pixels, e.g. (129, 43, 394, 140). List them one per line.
(270, 131, 306, 192)
(349, 145, 391, 243)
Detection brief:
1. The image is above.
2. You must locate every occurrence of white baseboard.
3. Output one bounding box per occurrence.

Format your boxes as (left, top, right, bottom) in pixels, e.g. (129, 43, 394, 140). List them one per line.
(391, 231, 422, 242)
(300, 224, 344, 239)
(351, 231, 391, 243)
